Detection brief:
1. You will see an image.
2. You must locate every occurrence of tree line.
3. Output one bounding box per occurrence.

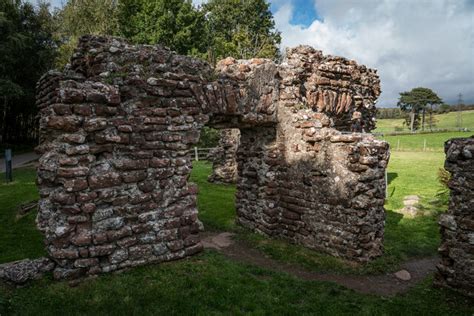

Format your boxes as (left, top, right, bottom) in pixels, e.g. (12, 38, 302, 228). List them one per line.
(0, 0, 280, 145)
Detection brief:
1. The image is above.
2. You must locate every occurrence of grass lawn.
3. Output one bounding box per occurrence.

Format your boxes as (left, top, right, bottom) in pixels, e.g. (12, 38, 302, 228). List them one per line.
(1, 132, 473, 314)
(374, 110, 474, 133)
(0, 168, 44, 263)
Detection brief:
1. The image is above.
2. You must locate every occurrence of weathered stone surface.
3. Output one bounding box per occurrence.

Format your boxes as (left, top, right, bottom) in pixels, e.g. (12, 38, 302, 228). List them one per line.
(435, 136, 474, 297)
(35, 35, 388, 280)
(394, 269, 411, 281)
(0, 258, 55, 284)
(208, 129, 240, 184)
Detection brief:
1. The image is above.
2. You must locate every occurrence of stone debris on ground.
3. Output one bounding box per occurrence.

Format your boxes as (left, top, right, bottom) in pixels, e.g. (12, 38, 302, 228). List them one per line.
(398, 195, 421, 217)
(0, 258, 54, 285)
(394, 269, 412, 281)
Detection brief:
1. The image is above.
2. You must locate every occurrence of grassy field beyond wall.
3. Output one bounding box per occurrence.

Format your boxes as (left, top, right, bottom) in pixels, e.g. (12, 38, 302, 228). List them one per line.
(374, 110, 474, 133)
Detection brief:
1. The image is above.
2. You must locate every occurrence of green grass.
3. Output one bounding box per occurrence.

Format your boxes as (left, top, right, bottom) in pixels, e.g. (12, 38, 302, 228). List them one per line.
(1, 142, 473, 314)
(190, 162, 236, 231)
(1, 252, 473, 315)
(0, 168, 45, 263)
(374, 110, 474, 133)
(192, 150, 448, 275)
(380, 131, 472, 152)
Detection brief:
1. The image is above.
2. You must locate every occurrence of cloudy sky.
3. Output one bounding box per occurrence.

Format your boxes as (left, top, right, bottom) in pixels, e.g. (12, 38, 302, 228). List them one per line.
(32, 0, 474, 107)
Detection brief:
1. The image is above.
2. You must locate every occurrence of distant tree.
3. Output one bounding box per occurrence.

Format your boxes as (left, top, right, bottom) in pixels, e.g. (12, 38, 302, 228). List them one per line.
(203, 0, 281, 64)
(397, 87, 443, 132)
(117, 0, 208, 57)
(437, 103, 451, 114)
(54, 0, 119, 67)
(0, 0, 57, 143)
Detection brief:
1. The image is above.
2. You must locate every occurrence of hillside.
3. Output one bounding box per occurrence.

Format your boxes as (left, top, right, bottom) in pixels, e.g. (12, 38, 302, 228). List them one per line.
(374, 110, 474, 133)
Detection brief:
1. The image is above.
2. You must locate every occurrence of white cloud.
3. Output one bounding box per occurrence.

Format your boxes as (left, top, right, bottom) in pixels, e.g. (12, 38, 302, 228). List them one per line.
(274, 0, 474, 106)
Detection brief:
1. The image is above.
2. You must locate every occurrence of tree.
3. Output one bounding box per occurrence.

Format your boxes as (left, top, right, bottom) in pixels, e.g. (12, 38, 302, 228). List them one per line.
(203, 0, 281, 63)
(117, 0, 208, 57)
(397, 87, 443, 132)
(0, 0, 57, 143)
(54, 0, 120, 67)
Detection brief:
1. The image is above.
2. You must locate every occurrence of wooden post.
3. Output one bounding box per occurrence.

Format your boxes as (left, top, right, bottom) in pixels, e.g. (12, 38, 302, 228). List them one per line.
(397, 139, 400, 151)
(423, 139, 427, 151)
(5, 149, 12, 182)
(194, 147, 199, 161)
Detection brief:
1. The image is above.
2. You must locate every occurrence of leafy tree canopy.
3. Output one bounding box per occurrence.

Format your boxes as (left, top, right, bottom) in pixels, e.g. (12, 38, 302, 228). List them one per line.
(203, 0, 281, 62)
(117, 0, 208, 57)
(0, 0, 57, 143)
(397, 87, 443, 111)
(397, 87, 443, 132)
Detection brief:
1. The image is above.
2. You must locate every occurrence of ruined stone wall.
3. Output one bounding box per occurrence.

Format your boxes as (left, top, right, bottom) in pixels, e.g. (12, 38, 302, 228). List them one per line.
(36, 36, 212, 279)
(36, 36, 389, 279)
(208, 129, 240, 184)
(226, 47, 388, 261)
(435, 136, 474, 297)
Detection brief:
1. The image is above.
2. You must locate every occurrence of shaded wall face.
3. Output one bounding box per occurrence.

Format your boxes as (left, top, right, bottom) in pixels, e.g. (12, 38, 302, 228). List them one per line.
(236, 127, 280, 235)
(436, 137, 474, 297)
(36, 36, 389, 279)
(208, 128, 240, 184)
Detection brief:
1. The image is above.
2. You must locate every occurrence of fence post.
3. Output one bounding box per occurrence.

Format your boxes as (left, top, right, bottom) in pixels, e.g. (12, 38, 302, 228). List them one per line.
(194, 147, 199, 161)
(5, 149, 12, 182)
(423, 139, 427, 151)
(397, 139, 400, 151)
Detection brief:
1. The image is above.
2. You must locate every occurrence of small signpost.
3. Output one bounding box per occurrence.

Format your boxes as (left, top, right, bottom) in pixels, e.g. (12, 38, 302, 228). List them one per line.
(5, 149, 12, 182)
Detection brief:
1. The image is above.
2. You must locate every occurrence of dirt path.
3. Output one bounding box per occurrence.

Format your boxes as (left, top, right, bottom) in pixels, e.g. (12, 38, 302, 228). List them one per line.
(201, 232, 438, 296)
(0, 152, 39, 173)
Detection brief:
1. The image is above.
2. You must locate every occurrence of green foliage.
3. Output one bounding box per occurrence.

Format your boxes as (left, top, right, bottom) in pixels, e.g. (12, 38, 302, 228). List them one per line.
(197, 126, 220, 148)
(53, 0, 120, 67)
(203, 0, 281, 63)
(0, 0, 57, 143)
(117, 0, 208, 57)
(397, 87, 443, 132)
(436, 167, 451, 205)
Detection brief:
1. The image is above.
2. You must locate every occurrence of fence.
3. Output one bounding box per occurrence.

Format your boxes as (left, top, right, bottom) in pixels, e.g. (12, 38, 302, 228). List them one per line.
(190, 147, 215, 161)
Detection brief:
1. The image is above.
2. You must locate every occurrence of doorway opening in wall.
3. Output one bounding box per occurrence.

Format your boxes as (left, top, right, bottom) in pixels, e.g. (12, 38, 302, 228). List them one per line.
(190, 126, 238, 232)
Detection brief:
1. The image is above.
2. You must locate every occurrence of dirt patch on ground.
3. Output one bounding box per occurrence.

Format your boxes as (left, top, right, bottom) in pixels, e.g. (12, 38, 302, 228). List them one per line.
(201, 232, 438, 296)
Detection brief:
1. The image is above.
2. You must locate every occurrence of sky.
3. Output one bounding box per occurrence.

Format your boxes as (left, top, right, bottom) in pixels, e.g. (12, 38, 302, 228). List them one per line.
(30, 0, 474, 107)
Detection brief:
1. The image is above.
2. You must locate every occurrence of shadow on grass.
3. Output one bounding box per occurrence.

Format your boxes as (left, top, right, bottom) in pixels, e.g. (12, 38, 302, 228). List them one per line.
(387, 172, 398, 185)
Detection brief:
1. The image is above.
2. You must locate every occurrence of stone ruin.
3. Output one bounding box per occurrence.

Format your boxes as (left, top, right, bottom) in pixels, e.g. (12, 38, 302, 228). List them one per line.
(436, 136, 474, 297)
(35, 35, 389, 279)
(208, 128, 240, 184)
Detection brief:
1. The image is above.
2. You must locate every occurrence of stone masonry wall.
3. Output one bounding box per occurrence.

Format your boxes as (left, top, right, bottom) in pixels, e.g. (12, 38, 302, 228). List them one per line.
(36, 36, 389, 279)
(208, 129, 240, 184)
(435, 136, 474, 297)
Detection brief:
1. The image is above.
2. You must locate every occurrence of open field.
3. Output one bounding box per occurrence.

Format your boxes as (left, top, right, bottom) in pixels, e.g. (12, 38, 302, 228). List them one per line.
(379, 131, 472, 152)
(374, 110, 474, 133)
(1, 131, 473, 314)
